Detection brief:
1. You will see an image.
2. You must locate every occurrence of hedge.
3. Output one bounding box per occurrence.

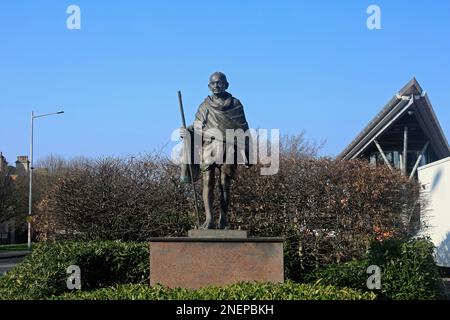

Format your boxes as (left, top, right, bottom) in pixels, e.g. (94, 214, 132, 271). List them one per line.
(35, 151, 420, 279)
(54, 281, 377, 300)
(309, 238, 440, 300)
(0, 239, 439, 300)
(0, 241, 149, 300)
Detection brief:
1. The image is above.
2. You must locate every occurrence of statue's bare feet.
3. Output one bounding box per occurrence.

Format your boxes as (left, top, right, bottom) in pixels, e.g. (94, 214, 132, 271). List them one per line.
(201, 220, 215, 229)
(218, 216, 229, 230)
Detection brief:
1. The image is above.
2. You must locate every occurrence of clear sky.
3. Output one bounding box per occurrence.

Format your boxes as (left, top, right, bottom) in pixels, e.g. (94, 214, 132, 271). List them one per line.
(1, 1, 449, 163)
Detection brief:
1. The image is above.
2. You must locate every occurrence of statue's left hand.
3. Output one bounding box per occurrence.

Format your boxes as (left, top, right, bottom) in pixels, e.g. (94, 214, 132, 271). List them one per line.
(179, 127, 189, 139)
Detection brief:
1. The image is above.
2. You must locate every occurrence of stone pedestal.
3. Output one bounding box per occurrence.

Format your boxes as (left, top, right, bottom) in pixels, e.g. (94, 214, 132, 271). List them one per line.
(149, 231, 284, 289)
(187, 229, 248, 238)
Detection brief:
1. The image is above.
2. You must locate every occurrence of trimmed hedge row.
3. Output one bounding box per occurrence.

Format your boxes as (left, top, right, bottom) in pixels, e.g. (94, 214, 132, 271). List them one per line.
(0, 239, 439, 300)
(53, 281, 377, 300)
(308, 238, 440, 300)
(0, 241, 149, 300)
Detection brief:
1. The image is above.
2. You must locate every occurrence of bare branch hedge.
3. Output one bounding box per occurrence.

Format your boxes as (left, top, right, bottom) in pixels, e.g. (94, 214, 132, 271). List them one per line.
(35, 136, 420, 280)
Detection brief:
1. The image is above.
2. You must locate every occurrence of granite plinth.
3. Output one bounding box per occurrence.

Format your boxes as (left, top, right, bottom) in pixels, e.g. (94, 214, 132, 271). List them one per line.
(149, 236, 284, 289)
(187, 229, 248, 238)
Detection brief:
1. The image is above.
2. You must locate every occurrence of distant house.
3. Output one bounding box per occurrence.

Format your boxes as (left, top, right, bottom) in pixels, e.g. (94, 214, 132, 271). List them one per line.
(0, 154, 30, 244)
(0, 152, 7, 174)
(338, 78, 450, 179)
(0, 218, 15, 245)
(14, 156, 30, 177)
(0, 153, 13, 244)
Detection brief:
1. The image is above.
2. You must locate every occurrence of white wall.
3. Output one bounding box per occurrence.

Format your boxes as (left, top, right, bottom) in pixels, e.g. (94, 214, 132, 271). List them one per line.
(418, 157, 450, 267)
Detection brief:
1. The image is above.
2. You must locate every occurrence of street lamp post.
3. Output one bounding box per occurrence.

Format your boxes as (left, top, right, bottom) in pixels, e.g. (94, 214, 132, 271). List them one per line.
(28, 110, 64, 249)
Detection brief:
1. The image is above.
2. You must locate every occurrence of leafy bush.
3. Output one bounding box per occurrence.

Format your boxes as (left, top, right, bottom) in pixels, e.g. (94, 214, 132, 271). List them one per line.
(368, 239, 440, 299)
(0, 241, 149, 300)
(309, 238, 440, 300)
(305, 259, 368, 289)
(53, 281, 376, 300)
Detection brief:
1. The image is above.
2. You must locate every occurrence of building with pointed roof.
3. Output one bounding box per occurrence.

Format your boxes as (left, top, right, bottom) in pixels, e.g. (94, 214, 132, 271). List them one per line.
(0, 152, 7, 174)
(338, 78, 450, 179)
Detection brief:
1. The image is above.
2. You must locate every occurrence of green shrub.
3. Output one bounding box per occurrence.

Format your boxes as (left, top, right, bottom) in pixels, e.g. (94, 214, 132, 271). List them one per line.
(305, 259, 369, 290)
(310, 238, 440, 300)
(53, 281, 376, 300)
(368, 239, 440, 299)
(0, 241, 149, 300)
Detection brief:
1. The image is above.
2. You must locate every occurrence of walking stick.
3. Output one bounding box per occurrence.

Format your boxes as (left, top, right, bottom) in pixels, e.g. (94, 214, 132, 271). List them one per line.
(177, 91, 201, 229)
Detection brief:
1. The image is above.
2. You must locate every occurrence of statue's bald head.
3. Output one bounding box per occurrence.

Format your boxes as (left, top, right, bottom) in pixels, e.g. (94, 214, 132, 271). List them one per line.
(209, 72, 228, 83)
(208, 72, 229, 96)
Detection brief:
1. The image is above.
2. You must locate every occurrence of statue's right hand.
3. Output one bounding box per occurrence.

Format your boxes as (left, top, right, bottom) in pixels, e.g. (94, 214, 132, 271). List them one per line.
(179, 127, 189, 139)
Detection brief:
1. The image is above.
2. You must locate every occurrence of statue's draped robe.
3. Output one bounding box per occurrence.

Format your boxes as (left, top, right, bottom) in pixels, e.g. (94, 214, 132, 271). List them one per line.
(195, 92, 249, 140)
(180, 92, 250, 182)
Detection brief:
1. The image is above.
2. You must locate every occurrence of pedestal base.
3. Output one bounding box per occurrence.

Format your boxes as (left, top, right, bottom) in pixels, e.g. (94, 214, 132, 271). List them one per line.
(149, 236, 284, 289)
(187, 229, 248, 238)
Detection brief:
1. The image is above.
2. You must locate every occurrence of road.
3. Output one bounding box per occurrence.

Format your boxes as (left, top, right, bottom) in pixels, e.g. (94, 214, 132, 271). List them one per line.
(0, 251, 30, 276)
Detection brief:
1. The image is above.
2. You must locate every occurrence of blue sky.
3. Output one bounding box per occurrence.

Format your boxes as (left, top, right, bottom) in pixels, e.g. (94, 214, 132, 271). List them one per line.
(1, 1, 449, 163)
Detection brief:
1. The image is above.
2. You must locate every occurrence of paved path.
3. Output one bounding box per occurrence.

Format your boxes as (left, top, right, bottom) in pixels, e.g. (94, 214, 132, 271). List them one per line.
(0, 250, 30, 276)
